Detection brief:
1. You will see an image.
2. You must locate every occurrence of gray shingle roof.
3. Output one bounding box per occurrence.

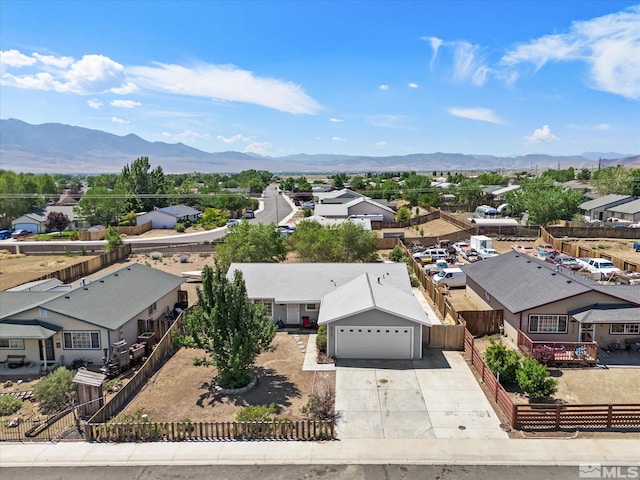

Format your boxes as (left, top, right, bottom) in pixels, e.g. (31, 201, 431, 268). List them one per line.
(568, 304, 640, 324)
(227, 263, 411, 303)
(607, 198, 640, 214)
(0, 319, 62, 339)
(157, 204, 201, 218)
(579, 194, 633, 211)
(0, 292, 65, 319)
(40, 264, 185, 330)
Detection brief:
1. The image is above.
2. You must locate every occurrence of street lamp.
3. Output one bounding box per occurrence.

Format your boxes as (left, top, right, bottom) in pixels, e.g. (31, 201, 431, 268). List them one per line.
(275, 187, 280, 226)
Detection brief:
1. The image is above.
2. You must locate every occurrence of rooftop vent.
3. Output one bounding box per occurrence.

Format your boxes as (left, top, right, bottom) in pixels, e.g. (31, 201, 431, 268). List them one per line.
(566, 280, 572, 284)
(537, 266, 542, 269)
(64, 295, 70, 299)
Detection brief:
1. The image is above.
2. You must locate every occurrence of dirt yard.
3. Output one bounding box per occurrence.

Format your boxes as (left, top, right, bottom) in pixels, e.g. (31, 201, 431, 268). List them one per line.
(120, 333, 333, 422)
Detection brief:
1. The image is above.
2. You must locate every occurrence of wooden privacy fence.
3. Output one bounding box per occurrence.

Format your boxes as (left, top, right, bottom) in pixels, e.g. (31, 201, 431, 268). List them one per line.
(457, 310, 503, 337)
(514, 404, 640, 430)
(429, 324, 465, 349)
(86, 419, 335, 442)
(78, 222, 152, 241)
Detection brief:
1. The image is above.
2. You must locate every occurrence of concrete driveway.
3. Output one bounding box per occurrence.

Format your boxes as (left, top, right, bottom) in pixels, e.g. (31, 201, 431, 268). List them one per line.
(334, 349, 508, 439)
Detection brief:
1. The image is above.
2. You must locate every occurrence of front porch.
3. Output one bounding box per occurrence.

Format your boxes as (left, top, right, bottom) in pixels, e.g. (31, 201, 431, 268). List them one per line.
(517, 330, 598, 366)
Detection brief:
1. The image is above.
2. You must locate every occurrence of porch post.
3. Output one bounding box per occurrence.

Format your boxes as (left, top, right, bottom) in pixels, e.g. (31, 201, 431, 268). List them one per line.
(41, 338, 48, 373)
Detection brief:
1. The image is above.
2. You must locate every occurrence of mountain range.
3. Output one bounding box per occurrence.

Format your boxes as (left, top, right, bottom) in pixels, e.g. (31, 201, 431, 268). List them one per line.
(1, 118, 638, 174)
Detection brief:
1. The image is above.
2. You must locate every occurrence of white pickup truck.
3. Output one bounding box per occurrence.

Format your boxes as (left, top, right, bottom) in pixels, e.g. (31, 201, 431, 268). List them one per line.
(576, 258, 622, 280)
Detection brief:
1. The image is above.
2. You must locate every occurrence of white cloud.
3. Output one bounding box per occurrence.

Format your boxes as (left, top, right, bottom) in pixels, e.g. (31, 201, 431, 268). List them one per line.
(378, 84, 389, 90)
(110, 99, 141, 108)
(0, 49, 36, 67)
(367, 114, 411, 129)
(501, 5, 640, 99)
(408, 82, 419, 88)
(329, 117, 344, 123)
(332, 136, 347, 142)
(87, 99, 102, 109)
(448, 107, 503, 124)
(374, 141, 387, 147)
(525, 125, 559, 144)
(129, 62, 321, 114)
(217, 133, 252, 144)
(33, 53, 74, 68)
(162, 130, 211, 142)
(452, 42, 491, 86)
(111, 82, 138, 94)
(243, 141, 271, 155)
(111, 116, 130, 124)
(594, 123, 611, 131)
(422, 36, 443, 69)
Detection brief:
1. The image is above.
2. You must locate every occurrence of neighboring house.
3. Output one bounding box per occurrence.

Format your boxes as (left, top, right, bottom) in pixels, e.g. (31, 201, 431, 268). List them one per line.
(11, 204, 89, 233)
(314, 188, 365, 203)
(297, 216, 372, 230)
(0, 264, 186, 369)
(227, 263, 431, 360)
(579, 194, 634, 222)
(136, 204, 202, 229)
(606, 198, 640, 223)
(487, 185, 520, 203)
(314, 197, 396, 222)
(463, 251, 640, 347)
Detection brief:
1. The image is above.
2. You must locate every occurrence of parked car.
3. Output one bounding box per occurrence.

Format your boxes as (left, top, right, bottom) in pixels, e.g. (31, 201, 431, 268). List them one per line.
(432, 268, 466, 288)
(11, 229, 31, 239)
(609, 271, 640, 285)
(226, 219, 240, 227)
(576, 257, 622, 280)
(243, 210, 255, 219)
(452, 241, 469, 255)
(512, 244, 535, 255)
(477, 248, 500, 260)
(545, 254, 582, 271)
(0, 230, 11, 239)
(412, 248, 449, 264)
(634, 242, 640, 252)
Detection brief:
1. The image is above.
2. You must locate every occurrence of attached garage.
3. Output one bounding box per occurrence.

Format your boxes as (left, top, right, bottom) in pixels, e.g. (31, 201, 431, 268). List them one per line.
(335, 326, 413, 359)
(319, 273, 431, 360)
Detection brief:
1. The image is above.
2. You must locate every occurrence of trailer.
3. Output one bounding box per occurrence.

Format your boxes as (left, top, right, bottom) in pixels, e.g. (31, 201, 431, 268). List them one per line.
(469, 235, 493, 251)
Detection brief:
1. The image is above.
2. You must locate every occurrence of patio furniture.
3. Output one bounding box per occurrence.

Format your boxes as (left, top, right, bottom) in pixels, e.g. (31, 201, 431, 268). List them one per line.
(6, 355, 26, 368)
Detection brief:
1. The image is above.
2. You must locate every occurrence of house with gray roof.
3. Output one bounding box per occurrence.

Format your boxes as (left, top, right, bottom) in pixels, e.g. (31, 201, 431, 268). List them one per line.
(227, 263, 431, 360)
(463, 251, 640, 348)
(579, 194, 634, 222)
(0, 264, 185, 370)
(313, 197, 396, 222)
(11, 204, 89, 234)
(606, 198, 640, 223)
(136, 204, 202, 229)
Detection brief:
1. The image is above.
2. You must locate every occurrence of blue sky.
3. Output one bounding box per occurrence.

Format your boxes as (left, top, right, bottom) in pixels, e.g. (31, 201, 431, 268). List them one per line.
(1, 1, 639, 159)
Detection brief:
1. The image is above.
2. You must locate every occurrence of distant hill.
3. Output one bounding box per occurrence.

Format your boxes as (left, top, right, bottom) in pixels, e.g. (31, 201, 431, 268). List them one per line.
(1, 118, 637, 174)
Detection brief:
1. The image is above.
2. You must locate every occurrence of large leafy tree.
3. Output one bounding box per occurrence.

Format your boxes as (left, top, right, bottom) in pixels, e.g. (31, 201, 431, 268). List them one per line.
(216, 222, 287, 270)
(116, 157, 168, 212)
(591, 166, 639, 195)
(44, 211, 70, 235)
(455, 180, 484, 211)
(506, 176, 582, 225)
(185, 264, 277, 388)
(292, 220, 378, 263)
(402, 172, 431, 206)
(74, 187, 124, 226)
(0, 170, 43, 229)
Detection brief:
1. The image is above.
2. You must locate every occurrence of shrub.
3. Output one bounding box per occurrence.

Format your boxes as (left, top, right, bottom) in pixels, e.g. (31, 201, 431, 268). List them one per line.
(0, 395, 22, 416)
(484, 340, 521, 384)
(236, 403, 277, 422)
(174, 223, 186, 233)
(302, 385, 339, 421)
(316, 325, 327, 354)
(179, 254, 190, 263)
(388, 245, 405, 263)
(517, 356, 558, 400)
(532, 345, 556, 367)
(149, 251, 162, 260)
(409, 275, 420, 287)
(33, 367, 75, 414)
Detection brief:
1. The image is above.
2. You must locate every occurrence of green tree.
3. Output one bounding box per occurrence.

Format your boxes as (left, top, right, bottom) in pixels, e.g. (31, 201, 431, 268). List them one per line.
(455, 180, 484, 211)
(402, 172, 431, 206)
(185, 264, 277, 388)
(576, 169, 592, 180)
(476, 172, 509, 185)
(216, 222, 287, 270)
(484, 340, 521, 384)
(350, 176, 366, 190)
(332, 173, 349, 189)
(74, 187, 124, 226)
(590, 166, 634, 195)
(516, 357, 558, 399)
(506, 177, 582, 225)
(292, 220, 377, 263)
(116, 157, 168, 212)
(201, 207, 229, 229)
(104, 226, 124, 252)
(395, 206, 412, 221)
(0, 170, 42, 229)
(44, 211, 70, 235)
(338, 221, 378, 263)
(33, 367, 75, 414)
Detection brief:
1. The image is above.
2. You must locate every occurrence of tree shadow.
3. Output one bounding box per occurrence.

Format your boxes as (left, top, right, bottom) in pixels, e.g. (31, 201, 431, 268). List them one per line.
(196, 367, 301, 413)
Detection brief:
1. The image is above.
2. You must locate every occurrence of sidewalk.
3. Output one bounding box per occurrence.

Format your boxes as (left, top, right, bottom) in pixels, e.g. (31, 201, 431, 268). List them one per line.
(1, 438, 638, 467)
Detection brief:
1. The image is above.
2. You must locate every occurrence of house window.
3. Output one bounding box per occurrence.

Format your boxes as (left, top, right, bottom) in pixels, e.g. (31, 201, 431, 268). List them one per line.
(0, 338, 25, 349)
(528, 314, 568, 333)
(63, 331, 100, 349)
(306, 304, 318, 311)
(610, 323, 640, 335)
(254, 300, 273, 317)
(39, 308, 47, 318)
(147, 303, 157, 316)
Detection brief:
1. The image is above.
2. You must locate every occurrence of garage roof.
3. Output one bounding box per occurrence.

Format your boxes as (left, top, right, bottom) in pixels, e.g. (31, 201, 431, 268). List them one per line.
(318, 273, 431, 326)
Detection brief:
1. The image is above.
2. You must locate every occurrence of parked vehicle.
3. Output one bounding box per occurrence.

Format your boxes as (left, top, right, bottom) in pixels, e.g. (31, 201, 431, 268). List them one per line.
(243, 209, 255, 219)
(635, 242, 640, 252)
(576, 258, 622, 280)
(469, 235, 492, 251)
(433, 268, 466, 288)
(11, 229, 31, 239)
(512, 244, 535, 255)
(545, 254, 582, 271)
(412, 248, 449, 264)
(452, 242, 469, 255)
(610, 271, 640, 285)
(477, 248, 500, 260)
(460, 248, 480, 262)
(0, 230, 11, 240)
(226, 219, 240, 227)
(424, 259, 465, 276)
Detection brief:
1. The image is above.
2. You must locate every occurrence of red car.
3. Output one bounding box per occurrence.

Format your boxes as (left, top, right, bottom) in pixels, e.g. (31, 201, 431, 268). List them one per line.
(545, 254, 582, 271)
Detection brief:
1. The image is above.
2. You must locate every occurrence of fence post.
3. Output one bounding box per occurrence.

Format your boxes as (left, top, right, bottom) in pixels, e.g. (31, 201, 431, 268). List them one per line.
(555, 405, 562, 429)
(607, 404, 613, 428)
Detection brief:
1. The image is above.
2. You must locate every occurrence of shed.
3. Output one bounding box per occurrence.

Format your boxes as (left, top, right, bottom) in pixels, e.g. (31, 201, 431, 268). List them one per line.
(73, 368, 106, 416)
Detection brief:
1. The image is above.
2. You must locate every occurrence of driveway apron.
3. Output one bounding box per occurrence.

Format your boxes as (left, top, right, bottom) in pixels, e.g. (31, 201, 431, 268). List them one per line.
(334, 350, 508, 439)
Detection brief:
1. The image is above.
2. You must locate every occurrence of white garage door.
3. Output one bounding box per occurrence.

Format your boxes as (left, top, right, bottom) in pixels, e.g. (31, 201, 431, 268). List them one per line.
(335, 326, 413, 359)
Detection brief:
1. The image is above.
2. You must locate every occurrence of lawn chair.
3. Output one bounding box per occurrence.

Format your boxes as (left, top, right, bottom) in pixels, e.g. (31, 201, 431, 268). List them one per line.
(301, 317, 312, 329)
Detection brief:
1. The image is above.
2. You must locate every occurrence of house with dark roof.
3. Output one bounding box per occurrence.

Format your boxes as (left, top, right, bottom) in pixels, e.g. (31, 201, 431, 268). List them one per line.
(606, 198, 640, 223)
(136, 204, 202, 229)
(579, 194, 634, 222)
(0, 264, 185, 370)
(463, 251, 640, 350)
(227, 263, 431, 359)
(11, 204, 89, 233)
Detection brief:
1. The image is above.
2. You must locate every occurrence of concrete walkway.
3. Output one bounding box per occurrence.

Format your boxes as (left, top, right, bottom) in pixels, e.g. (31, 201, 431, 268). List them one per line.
(1, 438, 638, 467)
(334, 350, 507, 440)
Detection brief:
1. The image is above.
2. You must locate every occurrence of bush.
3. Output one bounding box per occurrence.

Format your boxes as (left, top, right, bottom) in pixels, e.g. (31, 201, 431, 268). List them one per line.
(316, 325, 327, 354)
(149, 251, 162, 260)
(174, 223, 186, 233)
(33, 367, 75, 414)
(179, 254, 190, 263)
(301, 385, 338, 421)
(409, 275, 420, 287)
(388, 245, 405, 263)
(0, 395, 22, 416)
(532, 345, 556, 366)
(484, 340, 521, 384)
(236, 403, 277, 422)
(517, 357, 558, 400)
